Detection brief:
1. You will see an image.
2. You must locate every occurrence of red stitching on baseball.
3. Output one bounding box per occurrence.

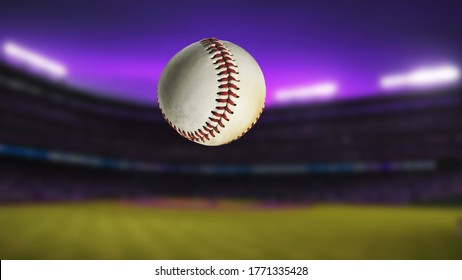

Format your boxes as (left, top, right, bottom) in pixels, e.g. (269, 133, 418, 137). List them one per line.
(164, 37, 240, 143)
(159, 37, 263, 144)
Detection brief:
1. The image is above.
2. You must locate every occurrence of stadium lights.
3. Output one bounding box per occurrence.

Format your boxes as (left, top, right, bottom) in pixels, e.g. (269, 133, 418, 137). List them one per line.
(3, 41, 67, 78)
(380, 65, 460, 90)
(275, 82, 337, 103)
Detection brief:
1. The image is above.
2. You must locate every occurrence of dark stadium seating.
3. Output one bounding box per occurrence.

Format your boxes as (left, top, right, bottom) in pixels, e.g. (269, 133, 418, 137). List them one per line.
(1, 62, 462, 204)
(0, 158, 461, 204)
(2, 62, 462, 164)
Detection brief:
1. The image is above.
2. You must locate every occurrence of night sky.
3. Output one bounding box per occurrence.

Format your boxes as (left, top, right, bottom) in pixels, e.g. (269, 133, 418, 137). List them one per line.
(0, 0, 461, 105)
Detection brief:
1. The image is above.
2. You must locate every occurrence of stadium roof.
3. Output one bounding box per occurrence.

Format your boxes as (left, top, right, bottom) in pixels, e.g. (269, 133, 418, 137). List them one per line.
(0, 0, 461, 105)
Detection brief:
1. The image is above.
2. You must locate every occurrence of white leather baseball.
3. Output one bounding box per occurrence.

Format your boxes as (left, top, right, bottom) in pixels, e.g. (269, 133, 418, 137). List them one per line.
(157, 38, 266, 146)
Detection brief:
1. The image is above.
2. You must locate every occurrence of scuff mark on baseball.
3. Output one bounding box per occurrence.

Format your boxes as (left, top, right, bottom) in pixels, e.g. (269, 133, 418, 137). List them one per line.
(157, 38, 266, 146)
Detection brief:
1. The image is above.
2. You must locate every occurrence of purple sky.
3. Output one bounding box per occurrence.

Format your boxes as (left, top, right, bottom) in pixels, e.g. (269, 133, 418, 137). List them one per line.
(0, 0, 461, 105)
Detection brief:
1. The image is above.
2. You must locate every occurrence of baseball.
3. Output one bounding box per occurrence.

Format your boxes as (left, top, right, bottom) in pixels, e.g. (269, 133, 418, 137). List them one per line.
(157, 38, 266, 146)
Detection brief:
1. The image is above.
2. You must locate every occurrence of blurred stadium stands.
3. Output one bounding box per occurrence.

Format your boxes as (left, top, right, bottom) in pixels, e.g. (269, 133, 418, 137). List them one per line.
(1, 62, 462, 204)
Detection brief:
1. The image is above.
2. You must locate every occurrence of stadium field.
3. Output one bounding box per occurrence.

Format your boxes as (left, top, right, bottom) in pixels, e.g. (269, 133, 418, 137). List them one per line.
(0, 201, 461, 259)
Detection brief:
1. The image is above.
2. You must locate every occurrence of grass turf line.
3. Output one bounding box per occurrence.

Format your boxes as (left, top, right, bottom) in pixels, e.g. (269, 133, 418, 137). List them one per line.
(0, 202, 461, 259)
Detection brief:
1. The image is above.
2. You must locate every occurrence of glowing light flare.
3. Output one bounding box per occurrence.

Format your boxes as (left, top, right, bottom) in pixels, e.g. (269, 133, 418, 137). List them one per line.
(275, 82, 337, 103)
(3, 42, 67, 78)
(380, 65, 460, 89)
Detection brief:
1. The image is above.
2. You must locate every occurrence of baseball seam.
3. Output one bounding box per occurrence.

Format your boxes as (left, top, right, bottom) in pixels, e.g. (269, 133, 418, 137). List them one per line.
(159, 37, 264, 145)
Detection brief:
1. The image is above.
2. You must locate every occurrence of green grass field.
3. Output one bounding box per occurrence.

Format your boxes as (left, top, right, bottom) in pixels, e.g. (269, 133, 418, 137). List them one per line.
(0, 201, 461, 259)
